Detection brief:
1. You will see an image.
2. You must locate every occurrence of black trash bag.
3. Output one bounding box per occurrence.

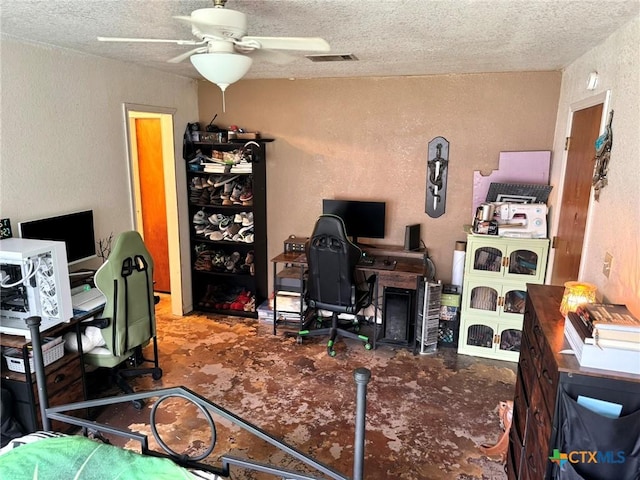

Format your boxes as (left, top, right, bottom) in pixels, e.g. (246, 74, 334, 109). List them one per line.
(551, 390, 640, 480)
(1, 388, 25, 447)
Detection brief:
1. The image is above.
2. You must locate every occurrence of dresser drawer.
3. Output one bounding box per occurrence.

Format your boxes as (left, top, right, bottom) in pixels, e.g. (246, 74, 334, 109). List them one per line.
(32, 352, 83, 400)
(537, 339, 559, 418)
(527, 383, 553, 479)
(508, 418, 524, 479)
(517, 329, 539, 399)
(512, 371, 529, 444)
(523, 326, 543, 373)
(522, 417, 550, 480)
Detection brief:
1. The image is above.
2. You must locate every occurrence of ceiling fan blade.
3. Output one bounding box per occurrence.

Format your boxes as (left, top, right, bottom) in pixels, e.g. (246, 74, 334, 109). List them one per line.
(97, 36, 203, 46)
(167, 46, 209, 64)
(246, 48, 296, 65)
(173, 15, 230, 40)
(240, 36, 330, 52)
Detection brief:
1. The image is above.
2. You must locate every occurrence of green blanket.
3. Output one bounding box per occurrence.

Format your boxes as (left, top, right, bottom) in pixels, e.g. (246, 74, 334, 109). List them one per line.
(0, 436, 197, 479)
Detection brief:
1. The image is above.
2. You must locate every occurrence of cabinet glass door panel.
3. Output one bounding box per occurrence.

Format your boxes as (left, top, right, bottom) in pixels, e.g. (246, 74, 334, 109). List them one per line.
(503, 289, 527, 315)
(469, 286, 499, 312)
(473, 247, 503, 273)
(499, 328, 522, 352)
(508, 249, 540, 276)
(466, 324, 495, 349)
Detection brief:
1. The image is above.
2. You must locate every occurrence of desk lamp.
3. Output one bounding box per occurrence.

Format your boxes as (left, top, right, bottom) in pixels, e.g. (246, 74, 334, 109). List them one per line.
(559, 281, 597, 317)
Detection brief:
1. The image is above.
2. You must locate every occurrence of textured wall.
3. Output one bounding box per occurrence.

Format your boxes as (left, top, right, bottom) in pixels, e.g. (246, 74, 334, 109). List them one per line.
(198, 72, 561, 289)
(0, 38, 199, 310)
(549, 17, 640, 316)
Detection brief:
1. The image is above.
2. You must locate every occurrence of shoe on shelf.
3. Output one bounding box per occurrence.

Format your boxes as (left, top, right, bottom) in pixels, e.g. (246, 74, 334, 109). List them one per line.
(230, 181, 244, 204)
(210, 187, 223, 205)
(193, 210, 208, 224)
(221, 181, 235, 200)
(218, 216, 233, 231)
(243, 296, 256, 312)
(239, 182, 253, 204)
(208, 213, 224, 226)
(225, 251, 241, 271)
(241, 212, 254, 227)
(207, 230, 224, 241)
(241, 251, 254, 273)
(224, 223, 241, 238)
(207, 174, 222, 186)
(213, 174, 240, 188)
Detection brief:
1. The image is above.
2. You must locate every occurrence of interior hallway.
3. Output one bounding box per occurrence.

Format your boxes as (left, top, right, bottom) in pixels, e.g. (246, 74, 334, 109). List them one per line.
(94, 295, 517, 479)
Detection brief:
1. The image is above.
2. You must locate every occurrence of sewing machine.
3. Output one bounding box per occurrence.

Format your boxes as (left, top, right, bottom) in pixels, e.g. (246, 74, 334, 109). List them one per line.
(496, 203, 548, 238)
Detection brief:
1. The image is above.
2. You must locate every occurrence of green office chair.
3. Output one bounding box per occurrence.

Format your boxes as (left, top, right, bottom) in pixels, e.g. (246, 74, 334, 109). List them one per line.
(84, 231, 162, 408)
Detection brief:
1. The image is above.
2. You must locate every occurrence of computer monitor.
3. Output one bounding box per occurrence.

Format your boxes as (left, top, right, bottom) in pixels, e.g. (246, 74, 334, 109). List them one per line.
(18, 210, 97, 266)
(322, 199, 386, 244)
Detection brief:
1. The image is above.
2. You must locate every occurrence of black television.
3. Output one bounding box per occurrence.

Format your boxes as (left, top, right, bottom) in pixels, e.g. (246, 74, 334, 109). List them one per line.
(322, 199, 386, 244)
(19, 210, 97, 266)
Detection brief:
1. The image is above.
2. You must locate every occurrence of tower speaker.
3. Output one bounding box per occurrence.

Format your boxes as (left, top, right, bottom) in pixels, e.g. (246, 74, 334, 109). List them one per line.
(404, 224, 421, 251)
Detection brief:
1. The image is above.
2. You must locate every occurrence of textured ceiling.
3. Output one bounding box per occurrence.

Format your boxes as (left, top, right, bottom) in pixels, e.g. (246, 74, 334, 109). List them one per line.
(1, 0, 639, 81)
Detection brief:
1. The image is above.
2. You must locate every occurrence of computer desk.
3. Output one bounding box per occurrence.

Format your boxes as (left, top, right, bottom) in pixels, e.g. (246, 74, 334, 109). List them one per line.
(0, 307, 103, 433)
(270, 245, 429, 348)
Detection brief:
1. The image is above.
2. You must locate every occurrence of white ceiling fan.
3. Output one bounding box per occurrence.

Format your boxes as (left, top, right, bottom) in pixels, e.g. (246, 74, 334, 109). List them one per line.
(98, 0, 330, 109)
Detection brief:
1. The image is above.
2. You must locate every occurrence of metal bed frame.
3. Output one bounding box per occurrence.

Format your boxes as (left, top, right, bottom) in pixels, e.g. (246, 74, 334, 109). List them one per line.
(25, 316, 370, 480)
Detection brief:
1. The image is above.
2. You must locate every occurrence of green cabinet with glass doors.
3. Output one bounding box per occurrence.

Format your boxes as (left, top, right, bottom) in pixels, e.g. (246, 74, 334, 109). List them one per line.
(458, 233, 549, 362)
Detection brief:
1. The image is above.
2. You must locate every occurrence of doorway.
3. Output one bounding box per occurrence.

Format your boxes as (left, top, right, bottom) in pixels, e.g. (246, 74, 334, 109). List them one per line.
(125, 105, 183, 315)
(550, 91, 610, 285)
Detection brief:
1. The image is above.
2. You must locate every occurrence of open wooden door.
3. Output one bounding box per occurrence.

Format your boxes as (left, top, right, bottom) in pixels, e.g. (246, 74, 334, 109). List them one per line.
(550, 103, 603, 284)
(135, 118, 171, 292)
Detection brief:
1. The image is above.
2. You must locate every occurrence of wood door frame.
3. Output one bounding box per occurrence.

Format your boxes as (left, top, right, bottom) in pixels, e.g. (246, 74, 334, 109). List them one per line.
(124, 104, 183, 316)
(546, 90, 611, 284)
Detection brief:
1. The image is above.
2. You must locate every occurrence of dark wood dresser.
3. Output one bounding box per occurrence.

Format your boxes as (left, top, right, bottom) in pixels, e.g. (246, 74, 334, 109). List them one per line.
(508, 284, 640, 479)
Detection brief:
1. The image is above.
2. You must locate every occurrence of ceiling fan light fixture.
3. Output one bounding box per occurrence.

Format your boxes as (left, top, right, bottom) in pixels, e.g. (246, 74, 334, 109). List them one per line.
(190, 52, 253, 91)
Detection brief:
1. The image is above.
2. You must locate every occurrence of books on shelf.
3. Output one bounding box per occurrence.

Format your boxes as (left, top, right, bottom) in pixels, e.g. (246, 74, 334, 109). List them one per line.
(257, 299, 303, 325)
(564, 312, 640, 375)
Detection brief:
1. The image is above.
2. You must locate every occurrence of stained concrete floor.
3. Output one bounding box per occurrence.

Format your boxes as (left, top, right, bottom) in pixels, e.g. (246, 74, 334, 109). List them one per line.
(93, 295, 517, 480)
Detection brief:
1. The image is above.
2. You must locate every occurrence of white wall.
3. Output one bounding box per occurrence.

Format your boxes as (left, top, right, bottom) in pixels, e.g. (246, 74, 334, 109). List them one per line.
(549, 17, 640, 315)
(0, 37, 199, 312)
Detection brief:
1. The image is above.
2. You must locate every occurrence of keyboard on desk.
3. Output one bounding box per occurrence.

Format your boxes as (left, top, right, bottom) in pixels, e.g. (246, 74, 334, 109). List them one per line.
(72, 288, 107, 313)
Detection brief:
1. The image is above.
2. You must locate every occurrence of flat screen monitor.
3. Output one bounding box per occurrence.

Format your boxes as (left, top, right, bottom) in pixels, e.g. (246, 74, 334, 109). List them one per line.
(19, 210, 97, 265)
(322, 199, 386, 244)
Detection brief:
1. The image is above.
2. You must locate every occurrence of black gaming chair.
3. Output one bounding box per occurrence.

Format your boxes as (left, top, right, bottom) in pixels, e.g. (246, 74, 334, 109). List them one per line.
(298, 215, 376, 357)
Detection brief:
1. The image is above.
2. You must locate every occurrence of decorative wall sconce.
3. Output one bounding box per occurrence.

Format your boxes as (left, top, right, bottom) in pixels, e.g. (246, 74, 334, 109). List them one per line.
(425, 136, 449, 218)
(559, 281, 597, 317)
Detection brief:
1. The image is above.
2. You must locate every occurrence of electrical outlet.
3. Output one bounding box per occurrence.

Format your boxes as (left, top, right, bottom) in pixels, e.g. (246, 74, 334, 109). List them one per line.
(603, 252, 613, 278)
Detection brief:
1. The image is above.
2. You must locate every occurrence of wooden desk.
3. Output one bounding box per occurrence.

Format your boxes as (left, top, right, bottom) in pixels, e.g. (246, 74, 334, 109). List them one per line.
(0, 311, 96, 433)
(270, 246, 428, 346)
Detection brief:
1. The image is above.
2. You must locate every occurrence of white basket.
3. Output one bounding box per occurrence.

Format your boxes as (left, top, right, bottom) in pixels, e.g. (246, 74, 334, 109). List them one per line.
(3, 338, 65, 373)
